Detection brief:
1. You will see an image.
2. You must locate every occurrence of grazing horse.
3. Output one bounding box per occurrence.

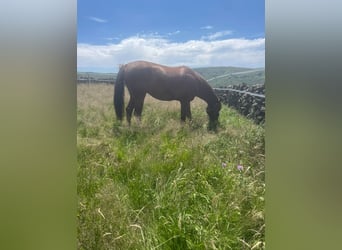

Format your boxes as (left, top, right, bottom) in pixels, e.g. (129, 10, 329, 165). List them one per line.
(114, 61, 221, 129)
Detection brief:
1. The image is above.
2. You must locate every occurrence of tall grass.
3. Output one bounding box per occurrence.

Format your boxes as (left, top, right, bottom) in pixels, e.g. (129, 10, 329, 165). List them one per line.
(77, 84, 265, 249)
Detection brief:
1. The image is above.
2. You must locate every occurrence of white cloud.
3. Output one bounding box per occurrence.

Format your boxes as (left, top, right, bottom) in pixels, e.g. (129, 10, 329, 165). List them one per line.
(88, 16, 107, 23)
(77, 36, 265, 72)
(167, 30, 180, 36)
(104, 37, 120, 41)
(201, 30, 233, 40)
(201, 25, 214, 30)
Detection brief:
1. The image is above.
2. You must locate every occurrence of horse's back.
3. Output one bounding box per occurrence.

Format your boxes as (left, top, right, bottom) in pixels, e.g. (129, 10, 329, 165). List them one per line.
(124, 61, 201, 83)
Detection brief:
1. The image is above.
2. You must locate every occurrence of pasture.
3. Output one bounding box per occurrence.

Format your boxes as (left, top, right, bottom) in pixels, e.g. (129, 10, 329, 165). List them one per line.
(77, 83, 265, 249)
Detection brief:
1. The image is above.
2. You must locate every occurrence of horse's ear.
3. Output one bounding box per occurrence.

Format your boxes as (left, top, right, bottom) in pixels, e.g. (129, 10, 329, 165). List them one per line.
(118, 63, 124, 69)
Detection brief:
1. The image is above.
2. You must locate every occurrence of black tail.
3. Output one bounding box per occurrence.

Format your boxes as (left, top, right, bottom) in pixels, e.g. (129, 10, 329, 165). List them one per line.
(114, 65, 125, 120)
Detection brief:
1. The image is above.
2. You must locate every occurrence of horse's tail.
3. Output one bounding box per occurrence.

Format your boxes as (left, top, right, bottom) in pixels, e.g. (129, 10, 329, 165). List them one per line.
(114, 64, 126, 120)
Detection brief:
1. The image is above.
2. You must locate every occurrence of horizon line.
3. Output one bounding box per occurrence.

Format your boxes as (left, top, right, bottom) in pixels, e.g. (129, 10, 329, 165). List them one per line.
(77, 66, 265, 74)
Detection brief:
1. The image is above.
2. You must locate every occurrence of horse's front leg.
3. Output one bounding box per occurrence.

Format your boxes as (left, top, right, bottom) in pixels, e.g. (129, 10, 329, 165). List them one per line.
(186, 104, 192, 120)
(180, 101, 191, 122)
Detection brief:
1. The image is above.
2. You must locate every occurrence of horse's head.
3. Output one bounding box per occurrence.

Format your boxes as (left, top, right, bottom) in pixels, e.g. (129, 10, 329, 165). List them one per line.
(207, 99, 221, 130)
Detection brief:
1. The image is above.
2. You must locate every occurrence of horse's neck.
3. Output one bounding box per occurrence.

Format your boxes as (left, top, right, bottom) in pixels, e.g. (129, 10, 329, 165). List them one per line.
(196, 83, 217, 105)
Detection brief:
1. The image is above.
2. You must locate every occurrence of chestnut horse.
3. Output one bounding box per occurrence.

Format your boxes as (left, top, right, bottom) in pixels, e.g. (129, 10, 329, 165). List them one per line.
(114, 61, 221, 129)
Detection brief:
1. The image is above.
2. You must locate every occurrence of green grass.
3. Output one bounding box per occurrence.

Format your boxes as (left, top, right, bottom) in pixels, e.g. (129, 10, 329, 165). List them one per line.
(77, 84, 265, 249)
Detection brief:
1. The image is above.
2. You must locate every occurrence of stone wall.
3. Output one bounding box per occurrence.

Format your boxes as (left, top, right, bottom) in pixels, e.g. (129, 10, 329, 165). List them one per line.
(214, 84, 265, 124)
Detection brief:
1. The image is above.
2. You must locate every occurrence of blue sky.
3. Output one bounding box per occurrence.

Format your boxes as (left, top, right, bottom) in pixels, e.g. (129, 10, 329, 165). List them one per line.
(78, 0, 264, 72)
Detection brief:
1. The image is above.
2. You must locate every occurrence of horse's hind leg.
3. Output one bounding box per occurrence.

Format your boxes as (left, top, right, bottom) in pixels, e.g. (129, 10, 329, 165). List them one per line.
(133, 94, 146, 122)
(126, 98, 135, 125)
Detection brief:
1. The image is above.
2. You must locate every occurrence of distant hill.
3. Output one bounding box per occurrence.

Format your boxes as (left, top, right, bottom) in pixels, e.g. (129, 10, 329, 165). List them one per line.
(77, 72, 117, 83)
(194, 67, 265, 87)
(77, 66, 264, 87)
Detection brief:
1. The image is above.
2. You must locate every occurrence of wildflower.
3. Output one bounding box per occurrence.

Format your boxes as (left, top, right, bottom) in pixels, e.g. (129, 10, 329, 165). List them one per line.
(221, 162, 227, 168)
(237, 165, 244, 172)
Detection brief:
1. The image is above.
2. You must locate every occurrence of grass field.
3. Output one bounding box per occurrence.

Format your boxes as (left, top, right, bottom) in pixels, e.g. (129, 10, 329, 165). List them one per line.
(77, 84, 265, 249)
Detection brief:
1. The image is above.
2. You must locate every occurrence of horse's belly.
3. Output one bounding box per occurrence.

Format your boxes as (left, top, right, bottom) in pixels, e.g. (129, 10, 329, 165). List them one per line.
(147, 90, 177, 101)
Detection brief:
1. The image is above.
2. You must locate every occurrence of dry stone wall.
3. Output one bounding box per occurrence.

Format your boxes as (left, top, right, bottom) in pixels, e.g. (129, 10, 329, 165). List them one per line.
(214, 84, 265, 124)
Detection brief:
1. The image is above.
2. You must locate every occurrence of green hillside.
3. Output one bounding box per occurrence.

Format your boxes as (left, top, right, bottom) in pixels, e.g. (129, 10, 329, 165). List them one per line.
(78, 84, 265, 249)
(194, 66, 254, 79)
(194, 67, 265, 87)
